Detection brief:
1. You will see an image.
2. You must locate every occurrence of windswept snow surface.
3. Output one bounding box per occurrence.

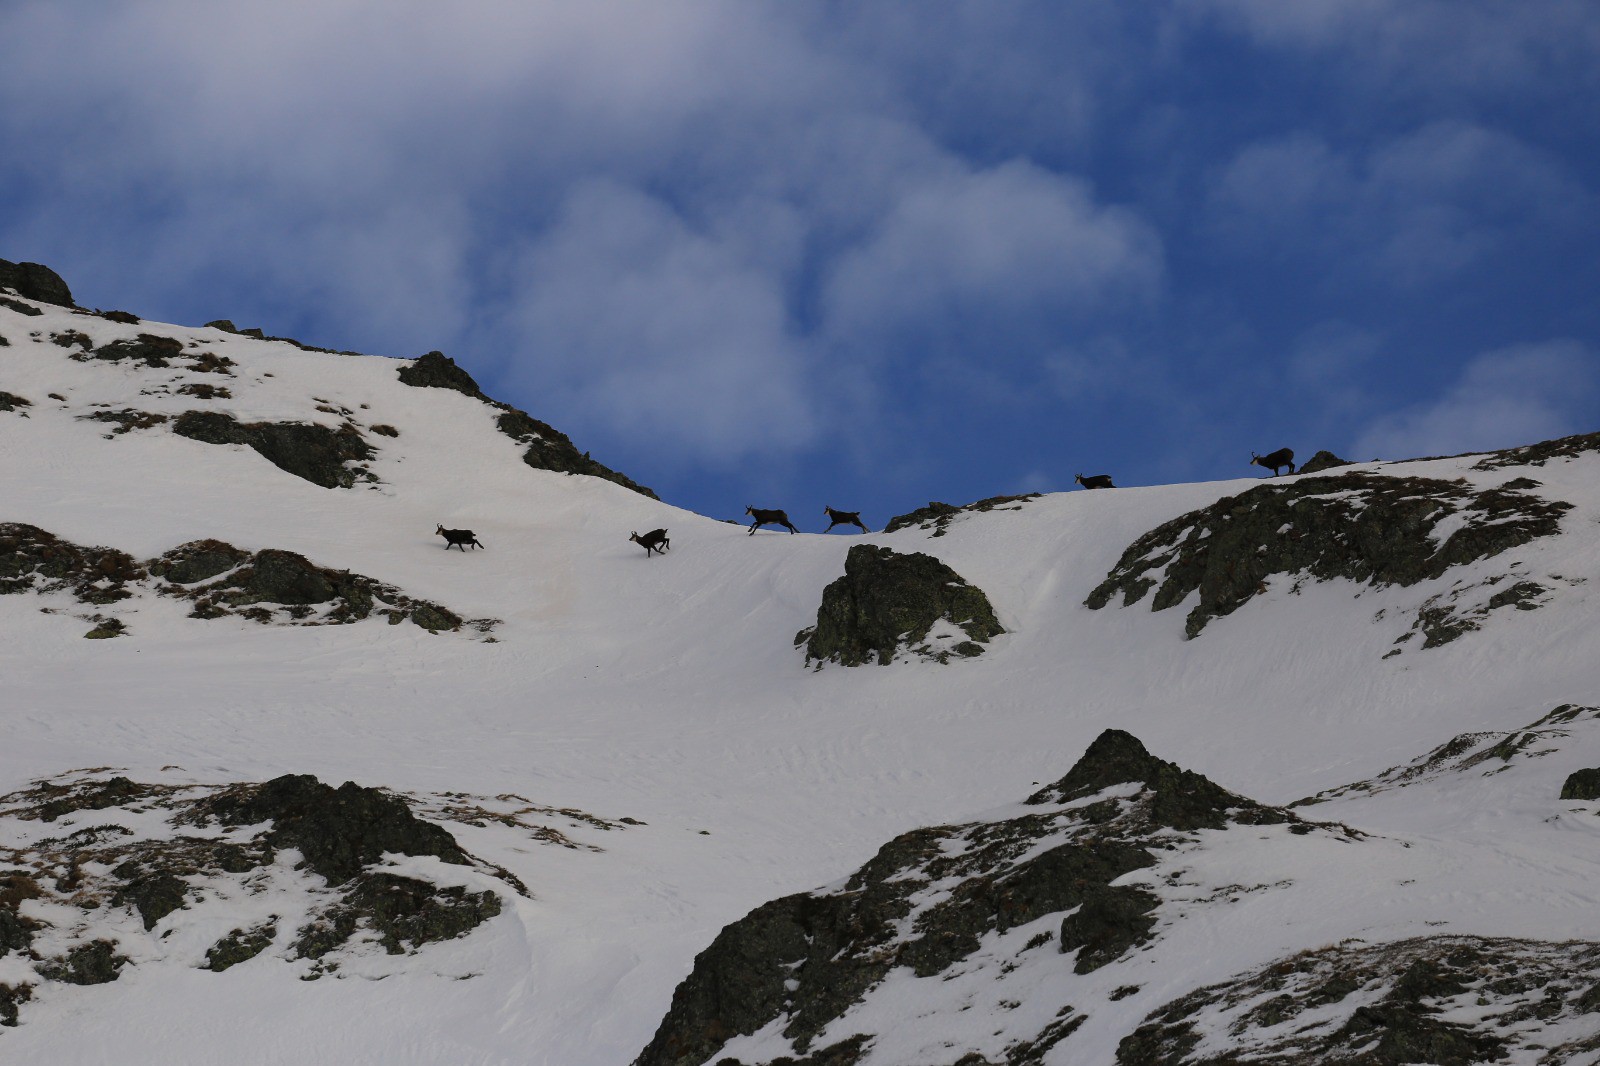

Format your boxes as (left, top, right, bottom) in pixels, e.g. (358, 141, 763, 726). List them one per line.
(3, 294, 1600, 1063)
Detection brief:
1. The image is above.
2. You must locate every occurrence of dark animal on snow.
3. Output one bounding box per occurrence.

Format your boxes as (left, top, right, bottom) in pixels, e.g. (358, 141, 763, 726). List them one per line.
(1074, 473, 1115, 490)
(630, 528, 670, 556)
(823, 506, 869, 533)
(745, 506, 799, 535)
(1250, 448, 1296, 476)
(436, 524, 484, 551)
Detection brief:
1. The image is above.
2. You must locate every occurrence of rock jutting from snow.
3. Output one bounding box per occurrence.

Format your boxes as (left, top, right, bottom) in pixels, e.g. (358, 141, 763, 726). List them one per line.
(0, 769, 519, 1022)
(1472, 428, 1600, 471)
(632, 729, 1333, 1066)
(1296, 449, 1351, 474)
(0, 258, 74, 306)
(801, 544, 1004, 666)
(171, 409, 376, 489)
(883, 493, 1041, 536)
(1085, 471, 1571, 640)
(0, 391, 31, 413)
(1561, 768, 1600, 801)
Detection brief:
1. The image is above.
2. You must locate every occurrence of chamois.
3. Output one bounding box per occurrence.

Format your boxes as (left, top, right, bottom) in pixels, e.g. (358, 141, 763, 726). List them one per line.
(745, 506, 799, 535)
(1250, 448, 1296, 476)
(823, 506, 869, 533)
(436, 524, 484, 551)
(1074, 473, 1115, 490)
(630, 528, 670, 557)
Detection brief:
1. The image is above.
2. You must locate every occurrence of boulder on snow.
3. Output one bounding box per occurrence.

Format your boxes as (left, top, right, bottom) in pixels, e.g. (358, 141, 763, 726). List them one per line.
(1296, 449, 1351, 474)
(397, 349, 487, 399)
(0, 258, 73, 306)
(803, 544, 1004, 666)
(1561, 769, 1600, 801)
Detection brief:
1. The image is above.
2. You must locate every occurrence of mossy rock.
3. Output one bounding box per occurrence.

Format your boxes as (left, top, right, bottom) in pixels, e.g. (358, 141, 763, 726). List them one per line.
(0, 983, 32, 1027)
(804, 545, 1004, 666)
(152, 539, 250, 585)
(1561, 769, 1600, 801)
(205, 922, 277, 971)
(112, 868, 189, 930)
(36, 939, 126, 985)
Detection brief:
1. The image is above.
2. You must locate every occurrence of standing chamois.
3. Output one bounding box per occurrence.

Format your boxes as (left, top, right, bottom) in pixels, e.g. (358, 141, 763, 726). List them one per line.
(436, 524, 484, 551)
(629, 528, 670, 557)
(1250, 448, 1296, 476)
(745, 506, 799, 535)
(823, 506, 870, 533)
(1074, 474, 1115, 490)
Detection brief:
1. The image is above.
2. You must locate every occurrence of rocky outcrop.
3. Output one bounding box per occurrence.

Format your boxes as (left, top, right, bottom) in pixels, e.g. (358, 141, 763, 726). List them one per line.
(633, 730, 1332, 1066)
(0, 769, 521, 1021)
(801, 545, 1004, 666)
(1119, 936, 1600, 1065)
(395, 349, 658, 499)
(0, 258, 74, 306)
(1472, 428, 1600, 471)
(0, 391, 30, 413)
(884, 493, 1040, 536)
(0, 524, 484, 634)
(1561, 768, 1600, 801)
(1085, 471, 1571, 639)
(1297, 449, 1350, 474)
(172, 410, 376, 489)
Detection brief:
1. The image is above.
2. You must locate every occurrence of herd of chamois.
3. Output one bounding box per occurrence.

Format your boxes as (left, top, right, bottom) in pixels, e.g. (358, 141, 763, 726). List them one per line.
(437, 449, 1299, 557)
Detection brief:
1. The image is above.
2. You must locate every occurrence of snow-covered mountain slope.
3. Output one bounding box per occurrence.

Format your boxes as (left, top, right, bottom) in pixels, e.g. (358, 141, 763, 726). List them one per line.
(4, 280, 1600, 1065)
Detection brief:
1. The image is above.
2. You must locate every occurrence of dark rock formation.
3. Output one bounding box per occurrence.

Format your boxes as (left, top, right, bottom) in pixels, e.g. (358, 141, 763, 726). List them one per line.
(0, 391, 30, 413)
(1297, 449, 1351, 474)
(150, 539, 249, 585)
(884, 493, 1041, 536)
(205, 922, 277, 971)
(1561, 769, 1600, 801)
(0, 258, 73, 306)
(398, 349, 487, 398)
(200, 774, 470, 884)
(633, 730, 1325, 1066)
(83, 408, 169, 435)
(0, 523, 144, 603)
(803, 545, 1004, 666)
(294, 873, 501, 958)
(37, 940, 127, 985)
(171, 410, 376, 489)
(112, 866, 189, 930)
(0, 983, 31, 1027)
(1117, 936, 1600, 1065)
(0, 295, 43, 316)
(85, 333, 183, 367)
(1085, 472, 1570, 639)
(1473, 429, 1600, 471)
(497, 409, 659, 499)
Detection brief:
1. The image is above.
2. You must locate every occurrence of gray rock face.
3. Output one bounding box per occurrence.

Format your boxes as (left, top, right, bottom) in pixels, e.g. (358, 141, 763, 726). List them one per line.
(803, 545, 1004, 666)
(0, 258, 73, 306)
(633, 730, 1321, 1066)
(1085, 471, 1571, 639)
(171, 409, 376, 489)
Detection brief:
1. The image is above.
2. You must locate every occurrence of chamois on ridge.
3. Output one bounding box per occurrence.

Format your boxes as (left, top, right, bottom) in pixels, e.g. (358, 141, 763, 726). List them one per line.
(436, 524, 484, 551)
(823, 506, 869, 533)
(630, 528, 670, 557)
(745, 506, 799, 535)
(1251, 448, 1296, 476)
(1074, 473, 1115, 490)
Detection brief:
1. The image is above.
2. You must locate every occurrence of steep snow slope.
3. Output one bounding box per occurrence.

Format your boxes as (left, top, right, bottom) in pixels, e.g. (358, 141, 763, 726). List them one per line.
(3, 290, 1600, 1064)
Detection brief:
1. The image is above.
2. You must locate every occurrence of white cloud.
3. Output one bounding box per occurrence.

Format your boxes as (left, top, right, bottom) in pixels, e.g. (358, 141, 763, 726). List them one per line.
(1351, 340, 1599, 460)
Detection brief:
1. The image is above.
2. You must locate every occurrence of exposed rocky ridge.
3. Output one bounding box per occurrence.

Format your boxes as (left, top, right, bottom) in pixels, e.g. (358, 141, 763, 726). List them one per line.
(0, 524, 481, 633)
(0, 770, 519, 1025)
(0, 259, 73, 307)
(633, 730, 1345, 1066)
(1292, 704, 1600, 806)
(172, 410, 376, 489)
(800, 545, 1004, 666)
(1118, 935, 1600, 1065)
(1296, 449, 1350, 474)
(1471, 428, 1600, 471)
(397, 350, 658, 499)
(884, 493, 1041, 536)
(1085, 471, 1571, 640)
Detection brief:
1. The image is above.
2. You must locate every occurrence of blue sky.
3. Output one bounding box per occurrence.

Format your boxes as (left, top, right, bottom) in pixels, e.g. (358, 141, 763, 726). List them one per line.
(3, 2, 1596, 524)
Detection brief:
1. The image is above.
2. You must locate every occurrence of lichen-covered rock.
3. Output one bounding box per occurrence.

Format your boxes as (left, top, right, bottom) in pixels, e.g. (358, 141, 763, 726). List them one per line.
(37, 940, 127, 985)
(0, 523, 145, 601)
(205, 922, 277, 971)
(150, 539, 250, 585)
(295, 872, 502, 958)
(0, 258, 73, 306)
(883, 493, 1040, 536)
(112, 866, 189, 930)
(171, 410, 376, 489)
(1561, 769, 1600, 801)
(200, 774, 471, 884)
(633, 730, 1325, 1066)
(804, 545, 1004, 666)
(1085, 472, 1570, 639)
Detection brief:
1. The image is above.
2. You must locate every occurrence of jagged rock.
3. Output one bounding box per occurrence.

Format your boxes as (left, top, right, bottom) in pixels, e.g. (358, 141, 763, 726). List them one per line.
(0, 983, 32, 1027)
(112, 867, 189, 930)
(884, 493, 1040, 536)
(1085, 472, 1571, 639)
(0, 391, 30, 412)
(1561, 769, 1600, 801)
(150, 539, 250, 585)
(0, 523, 145, 602)
(171, 410, 375, 489)
(398, 350, 487, 398)
(0, 258, 73, 306)
(1297, 449, 1350, 474)
(634, 730, 1321, 1066)
(85, 333, 184, 367)
(201, 774, 471, 884)
(1473, 429, 1600, 471)
(804, 545, 1004, 666)
(497, 409, 659, 499)
(36, 940, 127, 985)
(1114, 936, 1600, 1065)
(0, 295, 43, 316)
(295, 873, 501, 958)
(205, 922, 277, 971)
